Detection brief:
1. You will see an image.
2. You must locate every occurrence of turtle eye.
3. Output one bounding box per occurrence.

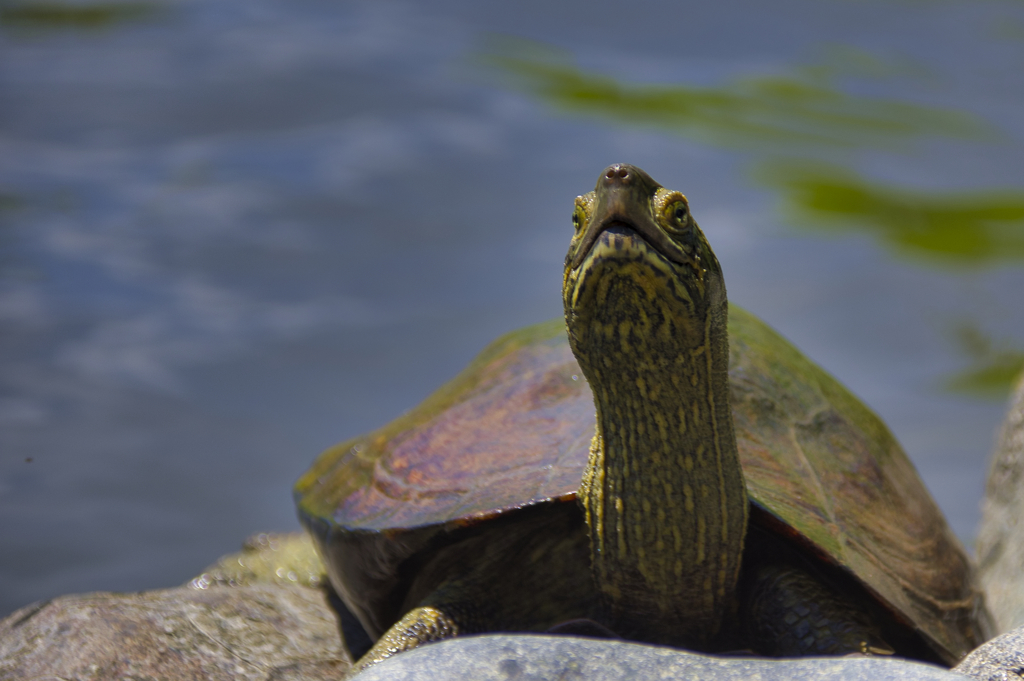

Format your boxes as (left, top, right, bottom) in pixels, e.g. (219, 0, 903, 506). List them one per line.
(572, 205, 585, 233)
(660, 197, 691, 234)
(671, 202, 688, 224)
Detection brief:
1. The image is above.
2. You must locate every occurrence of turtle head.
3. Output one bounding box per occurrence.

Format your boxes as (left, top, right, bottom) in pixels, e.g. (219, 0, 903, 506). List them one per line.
(566, 164, 700, 269)
(562, 164, 745, 649)
(563, 163, 726, 357)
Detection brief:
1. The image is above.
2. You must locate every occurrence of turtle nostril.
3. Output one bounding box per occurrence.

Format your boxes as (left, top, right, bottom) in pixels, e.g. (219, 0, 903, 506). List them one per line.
(603, 164, 632, 185)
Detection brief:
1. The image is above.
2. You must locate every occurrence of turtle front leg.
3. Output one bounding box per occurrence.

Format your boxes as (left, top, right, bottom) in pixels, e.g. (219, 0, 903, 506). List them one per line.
(347, 605, 460, 675)
(346, 576, 497, 677)
(743, 561, 894, 657)
(345, 504, 595, 676)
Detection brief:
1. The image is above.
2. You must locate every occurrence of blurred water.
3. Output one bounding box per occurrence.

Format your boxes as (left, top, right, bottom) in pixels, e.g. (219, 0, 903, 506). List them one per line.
(2, 0, 1024, 617)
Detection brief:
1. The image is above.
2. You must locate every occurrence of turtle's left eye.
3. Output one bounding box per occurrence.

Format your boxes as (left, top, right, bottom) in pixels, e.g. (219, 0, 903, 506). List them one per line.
(671, 202, 688, 224)
(662, 198, 690, 232)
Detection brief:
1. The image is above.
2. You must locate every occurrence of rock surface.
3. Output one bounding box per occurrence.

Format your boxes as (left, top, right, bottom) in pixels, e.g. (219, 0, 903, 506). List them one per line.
(351, 634, 967, 681)
(0, 533, 350, 681)
(192, 531, 327, 590)
(954, 625, 1024, 681)
(977, 372, 1024, 633)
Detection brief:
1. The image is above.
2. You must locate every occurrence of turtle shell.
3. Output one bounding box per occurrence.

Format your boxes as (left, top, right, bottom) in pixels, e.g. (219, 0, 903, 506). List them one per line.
(294, 305, 992, 663)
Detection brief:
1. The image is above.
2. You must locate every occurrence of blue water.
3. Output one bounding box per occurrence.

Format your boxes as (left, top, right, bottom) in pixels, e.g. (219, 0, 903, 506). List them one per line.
(2, 0, 1024, 617)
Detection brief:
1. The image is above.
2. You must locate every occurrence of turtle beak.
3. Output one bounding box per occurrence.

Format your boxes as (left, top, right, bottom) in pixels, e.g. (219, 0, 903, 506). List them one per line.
(571, 164, 692, 270)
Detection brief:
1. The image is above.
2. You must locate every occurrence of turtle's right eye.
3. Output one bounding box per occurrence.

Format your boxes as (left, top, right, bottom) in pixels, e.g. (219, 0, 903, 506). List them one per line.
(572, 205, 586, 233)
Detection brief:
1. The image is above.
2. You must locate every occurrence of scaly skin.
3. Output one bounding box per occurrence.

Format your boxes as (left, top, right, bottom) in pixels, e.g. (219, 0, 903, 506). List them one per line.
(563, 164, 747, 647)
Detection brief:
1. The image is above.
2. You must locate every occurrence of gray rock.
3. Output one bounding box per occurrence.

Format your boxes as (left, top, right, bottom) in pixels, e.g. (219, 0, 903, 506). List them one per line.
(0, 584, 349, 680)
(351, 634, 967, 681)
(953, 625, 1024, 681)
(977, 371, 1024, 633)
(0, 532, 351, 680)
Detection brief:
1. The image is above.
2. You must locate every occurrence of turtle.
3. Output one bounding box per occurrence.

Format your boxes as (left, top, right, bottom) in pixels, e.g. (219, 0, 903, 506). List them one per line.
(294, 164, 993, 674)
